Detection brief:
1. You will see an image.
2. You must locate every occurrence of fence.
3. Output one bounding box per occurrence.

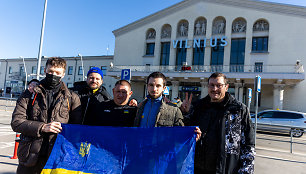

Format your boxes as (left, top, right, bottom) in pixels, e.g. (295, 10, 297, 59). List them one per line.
(0, 97, 17, 111)
(255, 123, 306, 154)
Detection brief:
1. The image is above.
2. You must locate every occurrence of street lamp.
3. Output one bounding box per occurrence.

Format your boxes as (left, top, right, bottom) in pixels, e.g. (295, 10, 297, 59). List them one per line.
(20, 56, 28, 90)
(78, 53, 85, 81)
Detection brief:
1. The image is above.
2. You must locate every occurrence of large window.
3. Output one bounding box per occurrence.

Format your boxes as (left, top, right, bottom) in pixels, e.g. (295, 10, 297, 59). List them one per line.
(193, 41, 205, 65)
(254, 62, 263, 72)
(40, 66, 44, 75)
(145, 43, 155, 55)
(19, 66, 24, 76)
(176, 41, 187, 66)
(78, 66, 83, 75)
(101, 66, 107, 75)
(68, 66, 73, 75)
(32, 66, 37, 74)
(252, 37, 268, 52)
(8, 67, 12, 74)
(160, 42, 170, 65)
(230, 39, 246, 72)
(211, 40, 224, 72)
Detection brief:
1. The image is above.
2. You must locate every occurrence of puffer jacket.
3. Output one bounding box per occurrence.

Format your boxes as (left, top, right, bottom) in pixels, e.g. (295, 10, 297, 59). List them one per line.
(11, 82, 82, 167)
(186, 92, 255, 174)
(70, 81, 111, 124)
(134, 98, 184, 127)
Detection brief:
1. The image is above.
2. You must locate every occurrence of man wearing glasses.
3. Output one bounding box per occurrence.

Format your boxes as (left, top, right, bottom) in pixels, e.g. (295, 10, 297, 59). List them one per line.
(182, 72, 255, 174)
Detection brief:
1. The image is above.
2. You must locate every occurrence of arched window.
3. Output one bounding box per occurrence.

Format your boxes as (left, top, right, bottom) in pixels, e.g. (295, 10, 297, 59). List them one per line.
(232, 18, 247, 34)
(230, 18, 247, 72)
(194, 17, 207, 36)
(145, 28, 156, 56)
(252, 19, 269, 52)
(177, 20, 189, 37)
(161, 24, 171, 39)
(212, 16, 226, 35)
(160, 24, 172, 65)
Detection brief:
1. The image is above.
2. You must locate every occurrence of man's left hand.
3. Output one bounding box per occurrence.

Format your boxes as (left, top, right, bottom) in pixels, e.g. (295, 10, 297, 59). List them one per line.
(195, 127, 202, 142)
(129, 99, 138, 106)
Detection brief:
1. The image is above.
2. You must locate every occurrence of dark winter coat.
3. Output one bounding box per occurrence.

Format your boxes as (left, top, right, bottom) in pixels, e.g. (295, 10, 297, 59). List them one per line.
(186, 92, 255, 174)
(70, 81, 112, 124)
(11, 82, 82, 168)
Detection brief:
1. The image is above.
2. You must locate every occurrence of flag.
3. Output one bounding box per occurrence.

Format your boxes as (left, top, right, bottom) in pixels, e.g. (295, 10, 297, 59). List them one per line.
(42, 124, 196, 174)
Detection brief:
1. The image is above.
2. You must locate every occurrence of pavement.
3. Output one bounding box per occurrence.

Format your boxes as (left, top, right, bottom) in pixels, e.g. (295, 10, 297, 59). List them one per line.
(0, 109, 306, 174)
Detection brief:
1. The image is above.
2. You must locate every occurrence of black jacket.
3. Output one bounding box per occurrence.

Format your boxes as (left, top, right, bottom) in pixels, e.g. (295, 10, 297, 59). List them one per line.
(70, 81, 112, 124)
(85, 100, 137, 127)
(186, 92, 255, 174)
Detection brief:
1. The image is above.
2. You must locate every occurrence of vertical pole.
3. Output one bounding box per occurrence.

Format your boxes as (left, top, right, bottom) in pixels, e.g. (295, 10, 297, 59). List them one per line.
(36, 0, 48, 80)
(21, 56, 28, 90)
(255, 91, 258, 145)
(290, 130, 293, 153)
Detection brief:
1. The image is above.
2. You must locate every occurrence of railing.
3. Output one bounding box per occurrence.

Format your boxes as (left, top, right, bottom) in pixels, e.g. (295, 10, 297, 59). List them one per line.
(0, 97, 17, 111)
(109, 65, 303, 74)
(255, 123, 306, 154)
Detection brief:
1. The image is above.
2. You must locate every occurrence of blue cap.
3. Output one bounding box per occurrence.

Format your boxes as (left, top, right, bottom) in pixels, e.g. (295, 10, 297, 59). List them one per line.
(87, 67, 103, 79)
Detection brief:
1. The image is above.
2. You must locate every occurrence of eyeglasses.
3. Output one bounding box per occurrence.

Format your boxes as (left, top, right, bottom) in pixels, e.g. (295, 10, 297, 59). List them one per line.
(208, 83, 225, 89)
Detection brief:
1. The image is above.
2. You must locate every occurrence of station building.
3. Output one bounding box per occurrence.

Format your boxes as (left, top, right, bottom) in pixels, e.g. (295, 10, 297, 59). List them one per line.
(0, 56, 116, 97)
(109, 0, 306, 112)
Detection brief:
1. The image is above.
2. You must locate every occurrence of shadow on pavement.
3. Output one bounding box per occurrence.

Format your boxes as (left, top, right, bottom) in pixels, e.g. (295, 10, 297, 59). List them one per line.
(258, 155, 306, 164)
(0, 155, 11, 158)
(0, 161, 18, 166)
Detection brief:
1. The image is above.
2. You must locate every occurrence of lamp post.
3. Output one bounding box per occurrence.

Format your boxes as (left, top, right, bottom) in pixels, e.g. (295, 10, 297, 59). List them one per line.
(36, 0, 48, 80)
(20, 56, 28, 90)
(78, 53, 85, 81)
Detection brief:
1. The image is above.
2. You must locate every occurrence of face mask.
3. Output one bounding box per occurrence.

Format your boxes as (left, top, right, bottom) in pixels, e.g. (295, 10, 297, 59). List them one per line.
(45, 73, 61, 88)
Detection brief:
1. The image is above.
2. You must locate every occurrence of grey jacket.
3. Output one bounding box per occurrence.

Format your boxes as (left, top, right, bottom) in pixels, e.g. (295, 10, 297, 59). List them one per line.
(134, 98, 184, 127)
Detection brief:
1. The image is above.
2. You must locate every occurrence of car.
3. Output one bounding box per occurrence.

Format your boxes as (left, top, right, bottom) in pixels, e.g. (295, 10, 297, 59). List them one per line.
(251, 110, 306, 137)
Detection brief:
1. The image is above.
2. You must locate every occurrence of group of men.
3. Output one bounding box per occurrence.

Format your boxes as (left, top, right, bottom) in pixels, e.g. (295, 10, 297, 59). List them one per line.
(11, 57, 255, 174)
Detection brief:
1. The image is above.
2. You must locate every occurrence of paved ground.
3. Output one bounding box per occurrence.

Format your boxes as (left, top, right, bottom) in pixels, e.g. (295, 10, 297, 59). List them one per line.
(0, 109, 306, 174)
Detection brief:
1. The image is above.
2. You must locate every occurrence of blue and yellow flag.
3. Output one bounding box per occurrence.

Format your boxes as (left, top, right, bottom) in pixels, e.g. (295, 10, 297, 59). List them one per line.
(42, 124, 196, 174)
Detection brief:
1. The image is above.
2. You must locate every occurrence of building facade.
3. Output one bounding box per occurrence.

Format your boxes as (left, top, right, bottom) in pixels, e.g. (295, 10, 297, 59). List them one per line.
(109, 0, 306, 112)
(0, 56, 116, 97)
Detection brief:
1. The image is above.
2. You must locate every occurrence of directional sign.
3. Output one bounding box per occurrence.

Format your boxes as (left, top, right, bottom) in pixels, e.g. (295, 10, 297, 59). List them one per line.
(248, 88, 252, 103)
(255, 76, 261, 92)
(121, 69, 131, 81)
(163, 86, 170, 95)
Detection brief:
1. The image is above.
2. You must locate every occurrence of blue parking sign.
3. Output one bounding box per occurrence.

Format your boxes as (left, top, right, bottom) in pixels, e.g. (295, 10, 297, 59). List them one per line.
(163, 86, 170, 95)
(255, 76, 261, 92)
(121, 69, 131, 81)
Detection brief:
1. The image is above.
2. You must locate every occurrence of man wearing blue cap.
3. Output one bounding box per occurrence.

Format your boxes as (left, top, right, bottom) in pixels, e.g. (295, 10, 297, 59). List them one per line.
(71, 67, 112, 124)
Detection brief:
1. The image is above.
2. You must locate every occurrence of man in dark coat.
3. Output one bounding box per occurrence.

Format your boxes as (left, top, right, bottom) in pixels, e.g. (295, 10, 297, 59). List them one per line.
(182, 72, 255, 174)
(85, 80, 136, 127)
(11, 57, 82, 174)
(71, 67, 112, 124)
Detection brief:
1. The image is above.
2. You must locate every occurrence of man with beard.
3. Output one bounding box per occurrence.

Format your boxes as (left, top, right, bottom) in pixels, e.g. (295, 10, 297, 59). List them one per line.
(71, 67, 112, 124)
(182, 72, 255, 174)
(11, 57, 82, 174)
(85, 80, 136, 127)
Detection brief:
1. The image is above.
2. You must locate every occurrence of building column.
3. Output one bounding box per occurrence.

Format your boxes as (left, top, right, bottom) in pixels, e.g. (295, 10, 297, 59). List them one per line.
(273, 84, 285, 110)
(171, 81, 179, 101)
(234, 83, 243, 102)
(200, 81, 208, 98)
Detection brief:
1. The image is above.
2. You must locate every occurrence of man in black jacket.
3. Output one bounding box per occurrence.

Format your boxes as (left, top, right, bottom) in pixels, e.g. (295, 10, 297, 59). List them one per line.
(183, 72, 255, 174)
(71, 67, 112, 124)
(85, 80, 136, 127)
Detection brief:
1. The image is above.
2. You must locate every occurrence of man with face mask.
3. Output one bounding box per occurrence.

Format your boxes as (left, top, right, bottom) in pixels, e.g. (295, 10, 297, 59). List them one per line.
(11, 57, 82, 174)
(71, 67, 112, 124)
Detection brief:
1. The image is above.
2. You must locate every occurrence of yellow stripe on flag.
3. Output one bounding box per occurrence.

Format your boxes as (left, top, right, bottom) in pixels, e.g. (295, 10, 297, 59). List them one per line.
(41, 168, 92, 174)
